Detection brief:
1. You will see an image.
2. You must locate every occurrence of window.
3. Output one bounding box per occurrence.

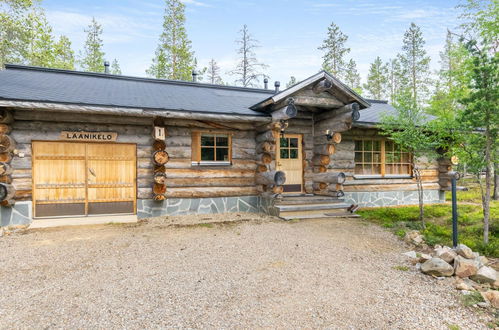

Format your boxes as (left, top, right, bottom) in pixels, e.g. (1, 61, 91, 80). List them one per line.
(279, 137, 299, 159)
(192, 132, 231, 165)
(354, 139, 412, 176)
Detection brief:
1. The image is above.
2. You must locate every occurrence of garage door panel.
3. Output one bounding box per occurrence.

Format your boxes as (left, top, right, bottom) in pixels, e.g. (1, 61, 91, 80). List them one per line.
(33, 141, 136, 218)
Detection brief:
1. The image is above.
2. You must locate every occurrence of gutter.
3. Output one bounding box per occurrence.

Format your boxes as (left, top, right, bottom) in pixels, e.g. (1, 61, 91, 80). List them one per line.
(0, 100, 272, 123)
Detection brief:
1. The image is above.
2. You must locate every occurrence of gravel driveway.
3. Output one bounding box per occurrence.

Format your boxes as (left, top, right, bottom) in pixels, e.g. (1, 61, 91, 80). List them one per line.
(0, 214, 491, 329)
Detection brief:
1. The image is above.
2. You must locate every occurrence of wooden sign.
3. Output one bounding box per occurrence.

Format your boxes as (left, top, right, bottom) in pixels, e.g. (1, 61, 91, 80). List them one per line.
(60, 131, 117, 142)
(153, 126, 166, 141)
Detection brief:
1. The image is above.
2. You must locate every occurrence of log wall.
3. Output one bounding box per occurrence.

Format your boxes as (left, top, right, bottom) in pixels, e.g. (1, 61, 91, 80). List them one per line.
(9, 110, 258, 201)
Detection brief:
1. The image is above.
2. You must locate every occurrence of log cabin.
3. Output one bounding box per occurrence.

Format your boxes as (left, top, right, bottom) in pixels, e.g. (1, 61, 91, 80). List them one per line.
(0, 64, 448, 226)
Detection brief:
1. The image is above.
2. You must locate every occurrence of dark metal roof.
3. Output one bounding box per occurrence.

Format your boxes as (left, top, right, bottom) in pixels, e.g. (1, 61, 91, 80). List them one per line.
(356, 99, 397, 124)
(0, 64, 274, 117)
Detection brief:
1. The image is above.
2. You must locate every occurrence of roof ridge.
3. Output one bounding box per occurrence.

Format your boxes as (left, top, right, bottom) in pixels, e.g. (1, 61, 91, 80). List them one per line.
(3, 64, 275, 95)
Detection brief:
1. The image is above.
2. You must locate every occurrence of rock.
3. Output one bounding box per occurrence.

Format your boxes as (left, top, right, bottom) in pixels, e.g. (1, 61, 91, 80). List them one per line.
(404, 231, 424, 246)
(455, 244, 474, 259)
(493, 279, 499, 289)
(415, 263, 421, 270)
(477, 256, 489, 267)
(420, 258, 454, 277)
(477, 301, 490, 308)
(434, 246, 457, 264)
(461, 290, 473, 295)
(481, 290, 499, 308)
(471, 266, 498, 284)
(402, 251, 418, 259)
(453, 255, 478, 278)
(419, 253, 432, 262)
(454, 278, 474, 291)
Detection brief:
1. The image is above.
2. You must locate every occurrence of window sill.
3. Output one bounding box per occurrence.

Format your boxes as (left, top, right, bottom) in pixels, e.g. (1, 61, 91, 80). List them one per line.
(191, 161, 232, 167)
(353, 175, 412, 180)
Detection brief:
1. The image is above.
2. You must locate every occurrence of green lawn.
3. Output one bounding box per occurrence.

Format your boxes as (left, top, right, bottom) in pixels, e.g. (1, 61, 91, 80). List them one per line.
(357, 180, 499, 257)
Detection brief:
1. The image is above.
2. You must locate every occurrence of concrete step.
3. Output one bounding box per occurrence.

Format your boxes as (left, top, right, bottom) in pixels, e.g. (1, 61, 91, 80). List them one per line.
(275, 203, 351, 212)
(30, 214, 138, 229)
(275, 196, 344, 205)
(279, 207, 352, 218)
(282, 213, 360, 220)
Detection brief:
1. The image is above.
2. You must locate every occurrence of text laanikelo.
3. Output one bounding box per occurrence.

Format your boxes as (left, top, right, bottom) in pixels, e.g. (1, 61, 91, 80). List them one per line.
(59, 131, 118, 142)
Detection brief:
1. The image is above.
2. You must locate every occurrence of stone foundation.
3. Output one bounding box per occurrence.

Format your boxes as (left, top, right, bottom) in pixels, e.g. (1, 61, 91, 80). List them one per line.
(136, 196, 270, 218)
(344, 190, 444, 207)
(0, 201, 32, 227)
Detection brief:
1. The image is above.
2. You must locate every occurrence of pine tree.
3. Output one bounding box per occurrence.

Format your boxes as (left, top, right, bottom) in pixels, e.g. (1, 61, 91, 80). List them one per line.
(364, 56, 388, 99)
(52, 35, 75, 70)
(318, 22, 350, 79)
(146, 0, 195, 80)
(399, 22, 431, 109)
(24, 6, 56, 67)
(206, 58, 222, 84)
(344, 59, 361, 93)
(80, 17, 105, 72)
(229, 24, 268, 87)
(286, 76, 297, 88)
(386, 57, 403, 104)
(110, 58, 121, 75)
(0, 0, 32, 66)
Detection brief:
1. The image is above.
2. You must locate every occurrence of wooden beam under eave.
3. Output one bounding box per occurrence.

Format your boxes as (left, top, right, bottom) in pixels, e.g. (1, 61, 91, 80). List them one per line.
(293, 96, 343, 108)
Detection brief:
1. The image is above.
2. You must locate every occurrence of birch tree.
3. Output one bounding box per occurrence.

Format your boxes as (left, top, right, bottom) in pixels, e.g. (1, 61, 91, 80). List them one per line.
(318, 22, 350, 79)
(146, 0, 195, 80)
(364, 56, 388, 99)
(229, 24, 268, 87)
(80, 17, 105, 72)
(52, 35, 75, 70)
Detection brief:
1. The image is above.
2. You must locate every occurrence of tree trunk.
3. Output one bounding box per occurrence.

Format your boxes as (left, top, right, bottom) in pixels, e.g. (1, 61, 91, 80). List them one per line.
(482, 127, 492, 244)
(493, 162, 499, 200)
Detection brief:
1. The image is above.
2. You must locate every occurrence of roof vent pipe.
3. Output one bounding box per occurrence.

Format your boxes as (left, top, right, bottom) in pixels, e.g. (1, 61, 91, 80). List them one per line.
(274, 81, 280, 93)
(104, 61, 110, 74)
(192, 70, 198, 82)
(264, 78, 268, 90)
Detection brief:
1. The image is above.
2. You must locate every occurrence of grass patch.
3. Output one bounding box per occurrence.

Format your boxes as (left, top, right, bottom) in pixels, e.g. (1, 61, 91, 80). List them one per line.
(447, 325, 461, 330)
(392, 265, 410, 271)
(460, 291, 485, 307)
(357, 182, 499, 257)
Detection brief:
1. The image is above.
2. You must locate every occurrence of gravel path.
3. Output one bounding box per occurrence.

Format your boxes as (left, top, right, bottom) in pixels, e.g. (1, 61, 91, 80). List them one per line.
(0, 214, 491, 329)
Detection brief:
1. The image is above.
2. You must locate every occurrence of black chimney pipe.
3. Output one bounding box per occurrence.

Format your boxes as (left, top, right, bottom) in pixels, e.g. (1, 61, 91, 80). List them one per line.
(104, 61, 110, 74)
(274, 81, 280, 93)
(264, 78, 268, 89)
(192, 70, 198, 82)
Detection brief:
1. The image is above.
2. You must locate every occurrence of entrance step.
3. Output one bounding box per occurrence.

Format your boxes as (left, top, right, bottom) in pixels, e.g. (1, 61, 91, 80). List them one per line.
(274, 195, 357, 220)
(29, 215, 138, 229)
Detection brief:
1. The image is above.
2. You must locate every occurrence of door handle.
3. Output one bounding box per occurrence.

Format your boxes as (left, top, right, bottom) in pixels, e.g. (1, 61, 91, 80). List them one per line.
(88, 168, 96, 177)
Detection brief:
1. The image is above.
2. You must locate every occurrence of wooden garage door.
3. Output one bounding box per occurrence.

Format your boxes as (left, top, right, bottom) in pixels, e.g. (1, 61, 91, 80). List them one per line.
(32, 141, 136, 218)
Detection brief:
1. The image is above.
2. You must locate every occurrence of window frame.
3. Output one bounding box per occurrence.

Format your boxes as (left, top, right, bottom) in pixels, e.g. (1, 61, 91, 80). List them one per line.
(353, 138, 413, 179)
(191, 131, 232, 166)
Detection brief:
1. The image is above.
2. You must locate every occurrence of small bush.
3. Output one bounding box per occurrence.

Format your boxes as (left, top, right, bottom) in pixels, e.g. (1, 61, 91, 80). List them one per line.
(460, 291, 484, 307)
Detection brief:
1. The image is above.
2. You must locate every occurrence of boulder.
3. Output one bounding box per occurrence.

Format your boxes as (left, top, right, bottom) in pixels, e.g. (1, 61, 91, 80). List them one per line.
(419, 253, 432, 263)
(471, 266, 498, 284)
(454, 278, 475, 291)
(493, 279, 499, 289)
(404, 231, 424, 246)
(477, 256, 489, 267)
(420, 258, 454, 277)
(434, 246, 457, 264)
(402, 251, 418, 259)
(481, 290, 499, 309)
(455, 244, 474, 259)
(453, 255, 478, 278)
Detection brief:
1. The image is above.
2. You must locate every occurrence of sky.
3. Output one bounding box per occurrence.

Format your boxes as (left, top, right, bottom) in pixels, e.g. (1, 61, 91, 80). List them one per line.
(42, 0, 463, 87)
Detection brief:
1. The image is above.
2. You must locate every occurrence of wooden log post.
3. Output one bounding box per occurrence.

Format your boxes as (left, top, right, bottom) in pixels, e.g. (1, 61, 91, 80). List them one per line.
(271, 99, 298, 121)
(256, 141, 275, 154)
(256, 165, 268, 172)
(313, 172, 346, 184)
(153, 183, 167, 195)
(0, 124, 12, 134)
(312, 154, 330, 166)
(0, 109, 13, 124)
(0, 162, 12, 176)
(0, 183, 15, 202)
(0, 134, 15, 153)
(313, 165, 327, 173)
(313, 144, 335, 156)
(153, 150, 169, 166)
(256, 152, 272, 165)
(312, 182, 328, 191)
(256, 130, 278, 143)
(312, 79, 333, 94)
(153, 172, 167, 185)
(256, 171, 286, 186)
(153, 140, 166, 151)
